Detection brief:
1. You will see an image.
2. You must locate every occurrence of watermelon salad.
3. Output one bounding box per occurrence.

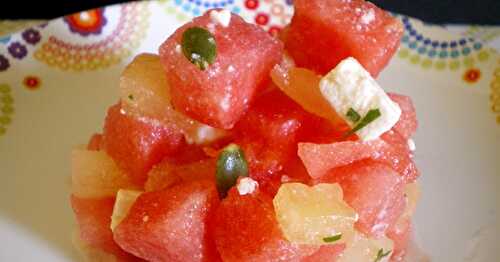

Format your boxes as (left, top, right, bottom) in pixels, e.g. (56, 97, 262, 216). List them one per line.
(70, 0, 422, 261)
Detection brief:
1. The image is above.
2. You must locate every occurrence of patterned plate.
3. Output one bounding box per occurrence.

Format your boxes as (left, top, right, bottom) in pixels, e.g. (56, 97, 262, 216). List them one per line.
(0, 1, 499, 261)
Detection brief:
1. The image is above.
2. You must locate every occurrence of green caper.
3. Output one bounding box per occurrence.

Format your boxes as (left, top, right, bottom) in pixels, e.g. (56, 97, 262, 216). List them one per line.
(215, 144, 249, 198)
(181, 26, 217, 70)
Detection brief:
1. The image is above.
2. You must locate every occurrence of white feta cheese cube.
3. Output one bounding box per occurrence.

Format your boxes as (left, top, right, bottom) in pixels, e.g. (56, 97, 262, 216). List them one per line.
(407, 138, 416, 151)
(209, 9, 231, 27)
(237, 177, 258, 195)
(319, 57, 401, 141)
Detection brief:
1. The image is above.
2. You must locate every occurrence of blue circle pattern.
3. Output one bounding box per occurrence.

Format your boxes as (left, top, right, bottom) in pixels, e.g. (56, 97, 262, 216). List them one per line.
(0, 36, 11, 44)
(400, 16, 483, 59)
(175, 0, 240, 16)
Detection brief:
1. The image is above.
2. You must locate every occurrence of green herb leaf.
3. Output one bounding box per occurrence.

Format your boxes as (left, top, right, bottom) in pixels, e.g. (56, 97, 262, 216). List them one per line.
(216, 144, 249, 198)
(322, 233, 342, 243)
(346, 108, 361, 123)
(374, 248, 391, 262)
(181, 27, 217, 70)
(344, 108, 381, 137)
(128, 94, 134, 100)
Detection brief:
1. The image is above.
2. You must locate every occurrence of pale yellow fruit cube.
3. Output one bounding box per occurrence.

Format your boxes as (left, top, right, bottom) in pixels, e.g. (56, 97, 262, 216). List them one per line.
(110, 189, 143, 231)
(71, 149, 137, 198)
(72, 229, 118, 262)
(120, 53, 225, 145)
(120, 53, 176, 125)
(338, 231, 394, 262)
(393, 182, 421, 232)
(273, 183, 357, 245)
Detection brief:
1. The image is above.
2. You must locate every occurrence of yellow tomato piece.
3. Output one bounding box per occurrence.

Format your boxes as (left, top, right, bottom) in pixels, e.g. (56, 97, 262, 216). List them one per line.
(273, 183, 357, 245)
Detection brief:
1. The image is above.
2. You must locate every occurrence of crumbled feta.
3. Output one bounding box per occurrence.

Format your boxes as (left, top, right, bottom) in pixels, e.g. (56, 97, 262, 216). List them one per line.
(407, 139, 416, 151)
(361, 9, 375, 24)
(207, 23, 216, 33)
(189, 124, 226, 145)
(237, 177, 258, 195)
(209, 9, 231, 27)
(191, 53, 201, 60)
(319, 57, 401, 141)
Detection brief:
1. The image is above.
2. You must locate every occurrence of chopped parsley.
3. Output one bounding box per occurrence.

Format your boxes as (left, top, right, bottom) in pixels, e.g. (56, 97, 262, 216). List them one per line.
(346, 108, 361, 123)
(374, 248, 391, 262)
(128, 94, 134, 100)
(344, 108, 381, 137)
(322, 233, 342, 243)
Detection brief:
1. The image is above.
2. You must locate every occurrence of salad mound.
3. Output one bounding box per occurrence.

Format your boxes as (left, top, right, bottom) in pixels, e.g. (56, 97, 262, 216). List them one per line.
(70, 1, 421, 261)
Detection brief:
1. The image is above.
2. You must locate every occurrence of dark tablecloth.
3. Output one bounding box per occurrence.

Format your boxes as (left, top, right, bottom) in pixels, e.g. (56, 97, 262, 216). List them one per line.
(1, 0, 499, 25)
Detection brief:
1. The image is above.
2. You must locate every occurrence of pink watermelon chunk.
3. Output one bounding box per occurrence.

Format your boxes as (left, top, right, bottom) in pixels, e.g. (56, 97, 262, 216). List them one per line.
(318, 160, 406, 237)
(301, 244, 345, 262)
(298, 135, 419, 182)
(214, 188, 317, 261)
(159, 9, 283, 129)
(388, 93, 418, 139)
(285, 0, 403, 76)
(114, 180, 220, 262)
(233, 89, 341, 196)
(70, 196, 139, 261)
(145, 158, 216, 192)
(87, 133, 103, 151)
(380, 130, 420, 182)
(387, 219, 412, 261)
(102, 103, 185, 186)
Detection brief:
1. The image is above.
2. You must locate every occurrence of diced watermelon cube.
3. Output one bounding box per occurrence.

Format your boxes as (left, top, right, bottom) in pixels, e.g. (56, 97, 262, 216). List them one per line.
(214, 188, 317, 261)
(388, 93, 418, 139)
(145, 158, 216, 192)
(113, 180, 220, 262)
(102, 103, 185, 186)
(233, 89, 340, 195)
(387, 218, 412, 261)
(285, 0, 403, 76)
(159, 10, 283, 129)
(301, 244, 345, 262)
(71, 149, 137, 199)
(70, 196, 139, 261)
(298, 135, 419, 182)
(379, 130, 420, 182)
(317, 160, 406, 237)
(87, 133, 103, 151)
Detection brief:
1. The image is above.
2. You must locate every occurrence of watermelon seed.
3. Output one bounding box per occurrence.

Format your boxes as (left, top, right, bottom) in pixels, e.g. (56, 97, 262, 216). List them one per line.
(181, 27, 217, 70)
(215, 143, 249, 198)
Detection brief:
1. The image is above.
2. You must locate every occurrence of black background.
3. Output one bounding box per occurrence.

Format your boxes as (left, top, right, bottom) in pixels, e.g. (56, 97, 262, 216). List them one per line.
(0, 0, 499, 25)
